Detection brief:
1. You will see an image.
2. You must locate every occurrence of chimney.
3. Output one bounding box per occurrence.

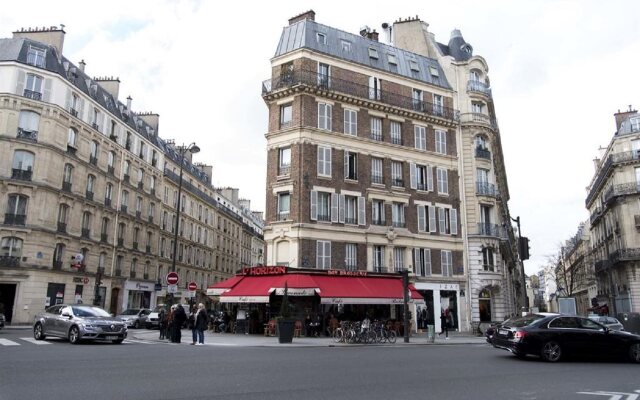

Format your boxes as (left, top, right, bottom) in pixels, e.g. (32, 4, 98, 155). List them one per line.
(95, 77, 120, 99)
(614, 105, 637, 131)
(13, 26, 65, 60)
(138, 112, 160, 135)
(126, 96, 132, 113)
(79, 59, 86, 72)
(195, 163, 213, 184)
(369, 30, 379, 42)
(288, 10, 315, 25)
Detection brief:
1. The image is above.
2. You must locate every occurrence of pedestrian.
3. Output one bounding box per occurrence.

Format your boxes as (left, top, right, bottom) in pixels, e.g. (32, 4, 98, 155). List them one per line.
(158, 307, 167, 340)
(195, 303, 209, 345)
(189, 305, 198, 345)
(167, 305, 176, 342)
(439, 309, 449, 339)
(172, 304, 187, 343)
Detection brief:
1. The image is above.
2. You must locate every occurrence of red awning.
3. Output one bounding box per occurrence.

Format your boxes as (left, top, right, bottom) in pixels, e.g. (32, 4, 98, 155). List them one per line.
(218, 275, 320, 303)
(312, 275, 424, 305)
(206, 275, 244, 296)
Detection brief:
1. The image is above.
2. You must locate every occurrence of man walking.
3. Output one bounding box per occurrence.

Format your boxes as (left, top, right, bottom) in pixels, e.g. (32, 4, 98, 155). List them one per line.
(439, 309, 449, 339)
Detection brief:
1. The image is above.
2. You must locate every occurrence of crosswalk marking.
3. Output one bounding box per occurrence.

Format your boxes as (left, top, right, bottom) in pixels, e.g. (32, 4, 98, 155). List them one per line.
(0, 338, 20, 346)
(20, 337, 51, 345)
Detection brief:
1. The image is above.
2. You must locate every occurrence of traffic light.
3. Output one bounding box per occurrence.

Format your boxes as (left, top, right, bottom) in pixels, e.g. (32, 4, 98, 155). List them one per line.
(518, 236, 530, 260)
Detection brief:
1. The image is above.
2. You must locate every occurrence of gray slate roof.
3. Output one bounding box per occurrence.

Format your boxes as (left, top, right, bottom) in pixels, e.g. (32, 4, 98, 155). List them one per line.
(274, 19, 452, 90)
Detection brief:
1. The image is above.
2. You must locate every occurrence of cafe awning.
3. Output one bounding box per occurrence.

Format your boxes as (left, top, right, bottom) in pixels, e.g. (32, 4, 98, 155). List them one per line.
(218, 274, 320, 303)
(206, 275, 244, 296)
(312, 275, 424, 305)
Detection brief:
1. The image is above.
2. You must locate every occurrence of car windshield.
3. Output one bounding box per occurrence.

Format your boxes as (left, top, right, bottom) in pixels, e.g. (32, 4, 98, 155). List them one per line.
(71, 306, 112, 317)
(503, 314, 547, 328)
(120, 309, 140, 315)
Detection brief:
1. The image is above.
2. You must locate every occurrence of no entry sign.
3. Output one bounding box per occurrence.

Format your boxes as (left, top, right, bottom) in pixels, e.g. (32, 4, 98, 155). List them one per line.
(166, 272, 179, 285)
(188, 282, 197, 291)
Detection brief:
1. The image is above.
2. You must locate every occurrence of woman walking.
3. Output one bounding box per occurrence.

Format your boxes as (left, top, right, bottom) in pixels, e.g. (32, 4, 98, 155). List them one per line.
(195, 303, 209, 345)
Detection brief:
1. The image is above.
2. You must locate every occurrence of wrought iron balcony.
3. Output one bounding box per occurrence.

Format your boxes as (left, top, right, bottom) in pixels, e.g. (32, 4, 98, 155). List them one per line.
(371, 218, 385, 226)
(476, 223, 506, 238)
(57, 222, 67, 233)
(101, 233, 108, 243)
(138, 182, 144, 190)
(277, 212, 290, 221)
(17, 128, 38, 141)
(476, 182, 499, 198)
(23, 89, 42, 101)
(62, 182, 72, 192)
(590, 207, 603, 225)
(109, 134, 118, 142)
(70, 108, 78, 117)
(11, 168, 32, 181)
(120, 205, 128, 213)
(278, 165, 291, 176)
(81, 228, 90, 239)
(136, 211, 142, 219)
(0, 256, 20, 268)
(466, 80, 492, 97)
(371, 175, 383, 185)
(370, 132, 383, 141)
(392, 178, 404, 187)
(416, 182, 427, 191)
(85, 191, 94, 201)
(460, 113, 498, 130)
(146, 245, 151, 254)
(391, 137, 402, 145)
(107, 166, 115, 175)
(130, 271, 136, 278)
(374, 266, 389, 273)
(143, 273, 149, 280)
(89, 156, 98, 166)
(92, 122, 100, 131)
(262, 69, 458, 121)
(148, 215, 154, 224)
(52, 260, 63, 270)
(123, 174, 130, 183)
(4, 213, 26, 226)
(345, 217, 358, 225)
(66, 145, 77, 155)
(115, 269, 122, 276)
(604, 182, 640, 204)
(475, 147, 491, 160)
(317, 213, 331, 222)
(117, 238, 124, 246)
(133, 242, 138, 250)
(104, 198, 111, 208)
(392, 221, 406, 228)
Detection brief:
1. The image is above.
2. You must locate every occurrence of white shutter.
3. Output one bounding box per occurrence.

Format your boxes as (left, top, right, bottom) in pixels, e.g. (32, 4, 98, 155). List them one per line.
(331, 193, 339, 222)
(344, 151, 349, 179)
(310, 190, 318, 221)
(358, 196, 366, 225)
(417, 205, 425, 232)
(410, 163, 417, 189)
(326, 147, 332, 177)
(78, 98, 85, 122)
(316, 241, 323, 268)
(450, 209, 458, 235)
(15, 70, 26, 95)
(338, 194, 345, 223)
(318, 103, 325, 129)
(413, 249, 420, 275)
(425, 249, 431, 274)
(427, 165, 433, 191)
(428, 206, 437, 233)
(317, 147, 323, 176)
(438, 207, 446, 233)
(65, 89, 72, 111)
(102, 114, 108, 135)
(325, 241, 331, 269)
(43, 78, 52, 102)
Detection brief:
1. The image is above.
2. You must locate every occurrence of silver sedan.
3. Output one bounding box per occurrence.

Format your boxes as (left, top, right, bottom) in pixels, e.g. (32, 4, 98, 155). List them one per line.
(33, 304, 127, 344)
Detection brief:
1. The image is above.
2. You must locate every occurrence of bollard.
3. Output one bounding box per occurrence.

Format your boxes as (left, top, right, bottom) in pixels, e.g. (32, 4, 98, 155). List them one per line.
(427, 324, 435, 343)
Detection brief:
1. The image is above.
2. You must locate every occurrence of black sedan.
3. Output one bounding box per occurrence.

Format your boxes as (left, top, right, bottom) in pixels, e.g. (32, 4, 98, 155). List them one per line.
(490, 314, 640, 363)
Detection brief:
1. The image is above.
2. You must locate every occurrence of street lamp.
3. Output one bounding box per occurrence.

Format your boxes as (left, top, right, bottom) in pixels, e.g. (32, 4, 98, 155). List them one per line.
(166, 142, 200, 307)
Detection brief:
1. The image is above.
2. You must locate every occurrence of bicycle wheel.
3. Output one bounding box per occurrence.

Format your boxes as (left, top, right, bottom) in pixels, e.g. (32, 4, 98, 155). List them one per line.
(366, 330, 377, 344)
(333, 328, 343, 343)
(387, 330, 397, 344)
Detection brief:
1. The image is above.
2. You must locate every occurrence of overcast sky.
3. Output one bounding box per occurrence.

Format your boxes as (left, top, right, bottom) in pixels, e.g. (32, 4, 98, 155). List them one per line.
(4, 0, 640, 275)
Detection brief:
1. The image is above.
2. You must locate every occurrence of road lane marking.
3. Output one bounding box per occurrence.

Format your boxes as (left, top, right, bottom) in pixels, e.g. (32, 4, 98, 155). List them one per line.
(0, 338, 20, 346)
(578, 391, 640, 400)
(20, 337, 51, 345)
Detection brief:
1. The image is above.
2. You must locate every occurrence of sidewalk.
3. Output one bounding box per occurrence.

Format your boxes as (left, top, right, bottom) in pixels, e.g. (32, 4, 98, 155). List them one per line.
(132, 328, 487, 347)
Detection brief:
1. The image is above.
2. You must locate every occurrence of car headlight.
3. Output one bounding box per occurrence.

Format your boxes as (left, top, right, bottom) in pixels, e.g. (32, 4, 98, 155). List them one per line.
(82, 323, 97, 329)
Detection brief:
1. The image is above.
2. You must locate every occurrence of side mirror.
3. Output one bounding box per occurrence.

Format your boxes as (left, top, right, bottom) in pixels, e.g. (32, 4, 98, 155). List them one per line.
(61, 312, 72, 318)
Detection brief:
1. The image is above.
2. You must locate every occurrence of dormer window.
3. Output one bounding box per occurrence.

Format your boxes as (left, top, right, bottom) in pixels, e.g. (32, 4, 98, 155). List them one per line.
(387, 54, 397, 65)
(409, 60, 420, 72)
(316, 32, 326, 45)
(341, 40, 351, 52)
(631, 117, 640, 132)
(368, 47, 379, 59)
(429, 66, 439, 77)
(27, 46, 46, 68)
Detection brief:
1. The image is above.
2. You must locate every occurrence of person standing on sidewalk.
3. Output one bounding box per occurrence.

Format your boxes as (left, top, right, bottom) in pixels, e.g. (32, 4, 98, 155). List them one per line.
(195, 303, 208, 345)
(439, 310, 449, 339)
(172, 304, 187, 343)
(158, 307, 167, 340)
(189, 305, 198, 345)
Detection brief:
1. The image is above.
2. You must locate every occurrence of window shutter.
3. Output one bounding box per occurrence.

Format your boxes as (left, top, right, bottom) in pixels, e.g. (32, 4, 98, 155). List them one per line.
(43, 78, 52, 102)
(417, 205, 425, 232)
(413, 249, 420, 274)
(331, 193, 339, 222)
(428, 206, 437, 233)
(425, 249, 431, 274)
(338, 194, 345, 223)
(326, 148, 332, 177)
(318, 103, 325, 129)
(78, 98, 85, 122)
(310, 190, 318, 221)
(65, 89, 72, 111)
(15, 70, 25, 95)
(325, 241, 331, 269)
(358, 196, 366, 225)
(344, 151, 349, 179)
(450, 208, 458, 235)
(317, 147, 324, 176)
(327, 104, 332, 131)
(316, 241, 323, 268)
(438, 207, 446, 233)
(410, 163, 417, 189)
(426, 165, 433, 191)
(102, 114, 108, 135)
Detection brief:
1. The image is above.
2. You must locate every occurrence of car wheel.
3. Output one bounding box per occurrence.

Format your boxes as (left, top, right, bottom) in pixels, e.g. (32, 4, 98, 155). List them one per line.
(68, 326, 81, 344)
(541, 341, 562, 362)
(33, 322, 46, 340)
(629, 343, 640, 363)
(514, 351, 527, 360)
(134, 321, 140, 329)
(112, 339, 124, 344)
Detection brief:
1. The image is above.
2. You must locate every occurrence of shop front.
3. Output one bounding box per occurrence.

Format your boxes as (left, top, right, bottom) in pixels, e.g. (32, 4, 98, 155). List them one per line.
(413, 282, 462, 334)
(123, 280, 156, 310)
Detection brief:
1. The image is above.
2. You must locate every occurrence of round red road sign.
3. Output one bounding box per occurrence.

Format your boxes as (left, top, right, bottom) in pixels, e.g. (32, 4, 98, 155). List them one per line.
(188, 282, 197, 291)
(166, 272, 179, 285)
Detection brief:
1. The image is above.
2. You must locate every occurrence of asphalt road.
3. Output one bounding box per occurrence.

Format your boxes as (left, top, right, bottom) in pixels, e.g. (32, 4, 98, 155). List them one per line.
(0, 329, 638, 400)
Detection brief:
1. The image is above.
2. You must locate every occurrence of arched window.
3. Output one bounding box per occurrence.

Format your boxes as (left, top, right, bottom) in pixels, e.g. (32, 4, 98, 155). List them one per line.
(53, 243, 65, 267)
(67, 128, 77, 147)
(57, 204, 69, 232)
(63, 164, 73, 184)
(12, 150, 34, 181)
(81, 212, 92, 238)
(105, 183, 113, 204)
(131, 258, 137, 278)
(5, 194, 28, 226)
(118, 223, 126, 242)
(86, 174, 96, 194)
(124, 160, 130, 176)
(90, 141, 99, 164)
(1, 236, 23, 258)
(18, 110, 40, 140)
(107, 151, 115, 169)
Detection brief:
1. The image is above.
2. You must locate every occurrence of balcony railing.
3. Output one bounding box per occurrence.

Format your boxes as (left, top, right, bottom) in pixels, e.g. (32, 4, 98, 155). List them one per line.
(344, 217, 358, 225)
(81, 228, 90, 239)
(101, 233, 108, 243)
(392, 220, 406, 228)
(371, 175, 383, 185)
(17, 128, 38, 141)
(89, 156, 98, 166)
(466, 80, 492, 97)
(475, 147, 491, 160)
(278, 165, 291, 176)
(148, 216, 154, 224)
(277, 212, 290, 221)
(391, 137, 402, 145)
(391, 178, 404, 187)
(133, 242, 139, 250)
(138, 182, 144, 190)
(262, 69, 458, 121)
(62, 182, 72, 192)
(92, 122, 100, 131)
(604, 182, 640, 204)
(371, 218, 385, 226)
(4, 213, 26, 226)
(460, 113, 498, 130)
(143, 273, 149, 280)
(590, 207, 603, 225)
(120, 205, 128, 213)
(374, 266, 389, 273)
(317, 214, 331, 222)
(66, 145, 77, 155)
(104, 198, 111, 208)
(0, 256, 20, 268)
(57, 222, 66, 233)
(123, 174, 130, 183)
(52, 260, 63, 270)
(11, 168, 32, 181)
(476, 223, 506, 238)
(117, 238, 124, 246)
(130, 271, 136, 278)
(23, 89, 42, 101)
(115, 269, 122, 277)
(146, 245, 151, 254)
(370, 132, 383, 141)
(476, 182, 499, 198)
(85, 191, 94, 201)
(70, 108, 78, 117)
(107, 166, 115, 175)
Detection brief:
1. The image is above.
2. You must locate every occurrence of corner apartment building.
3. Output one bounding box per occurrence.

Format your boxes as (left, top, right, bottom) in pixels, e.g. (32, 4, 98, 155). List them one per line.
(261, 11, 521, 332)
(586, 107, 640, 315)
(0, 26, 264, 324)
(556, 222, 595, 315)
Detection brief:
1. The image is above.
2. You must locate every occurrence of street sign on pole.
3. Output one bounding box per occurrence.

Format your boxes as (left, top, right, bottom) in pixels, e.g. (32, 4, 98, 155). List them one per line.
(166, 272, 179, 285)
(167, 284, 178, 294)
(188, 282, 197, 291)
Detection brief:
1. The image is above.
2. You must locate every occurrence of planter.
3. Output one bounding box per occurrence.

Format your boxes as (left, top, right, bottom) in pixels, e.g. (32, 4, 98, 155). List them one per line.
(277, 319, 296, 343)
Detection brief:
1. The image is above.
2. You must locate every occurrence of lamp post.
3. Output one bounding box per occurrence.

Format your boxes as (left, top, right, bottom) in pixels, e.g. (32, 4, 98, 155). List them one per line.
(166, 142, 200, 307)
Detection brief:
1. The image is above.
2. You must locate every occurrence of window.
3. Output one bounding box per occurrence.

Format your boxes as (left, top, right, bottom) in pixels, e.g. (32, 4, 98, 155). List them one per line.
(137, 168, 144, 185)
(345, 243, 357, 271)
(412, 89, 423, 112)
(118, 223, 126, 242)
(280, 62, 294, 84)
(368, 47, 379, 59)
(105, 183, 113, 204)
(86, 175, 95, 195)
(414, 248, 432, 277)
(150, 175, 156, 192)
(101, 217, 109, 236)
(1, 237, 23, 258)
(392, 203, 405, 228)
(318, 63, 330, 88)
(277, 192, 290, 220)
(107, 151, 115, 171)
(373, 245, 385, 272)
(318, 103, 332, 130)
(472, 102, 483, 114)
(18, 110, 40, 138)
(341, 40, 351, 52)
(280, 104, 292, 128)
(81, 212, 91, 237)
(344, 151, 357, 180)
(131, 259, 137, 277)
(121, 190, 129, 211)
(148, 202, 155, 219)
(58, 204, 69, 226)
(390, 121, 402, 145)
(5, 194, 28, 226)
(387, 54, 397, 65)
(441, 250, 453, 276)
(124, 160, 130, 177)
(437, 207, 458, 235)
(278, 147, 291, 176)
(310, 191, 333, 222)
(343, 195, 358, 225)
(371, 158, 383, 184)
(316, 32, 326, 45)
(433, 95, 444, 116)
(393, 247, 405, 272)
(370, 117, 382, 141)
(24, 73, 43, 99)
(316, 240, 331, 269)
(417, 204, 437, 233)
(368, 76, 382, 101)
(53, 243, 65, 265)
(90, 141, 99, 163)
(372, 199, 385, 225)
(317, 146, 332, 177)
(344, 109, 357, 135)
(409, 60, 420, 72)
(631, 117, 640, 132)
(435, 130, 447, 154)
(411, 163, 432, 191)
(391, 161, 403, 187)
(483, 247, 495, 271)
(475, 136, 487, 150)
(67, 128, 77, 147)
(414, 125, 427, 150)
(136, 196, 143, 214)
(437, 168, 448, 195)
(27, 45, 46, 68)
(63, 164, 73, 185)
(12, 151, 34, 181)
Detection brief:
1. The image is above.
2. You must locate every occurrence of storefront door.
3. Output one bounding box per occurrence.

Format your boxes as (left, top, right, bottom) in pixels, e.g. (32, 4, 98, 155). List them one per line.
(0, 283, 17, 322)
(46, 283, 66, 306)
